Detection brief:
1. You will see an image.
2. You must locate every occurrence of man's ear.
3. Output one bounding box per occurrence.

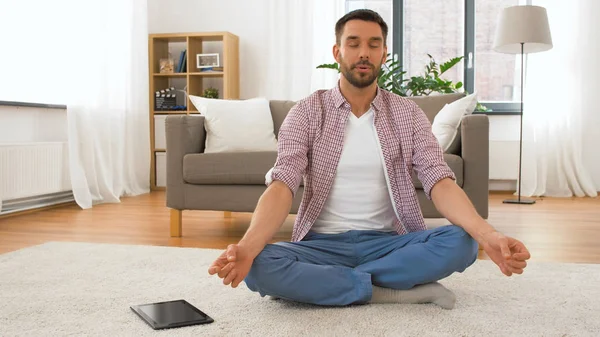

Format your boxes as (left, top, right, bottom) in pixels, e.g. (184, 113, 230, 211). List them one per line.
(381, 46, 388, 64)
(333, 44, 341, 64)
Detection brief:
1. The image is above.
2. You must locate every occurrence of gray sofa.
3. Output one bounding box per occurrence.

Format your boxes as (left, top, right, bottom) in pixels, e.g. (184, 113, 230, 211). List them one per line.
(165, 92, 489, 237)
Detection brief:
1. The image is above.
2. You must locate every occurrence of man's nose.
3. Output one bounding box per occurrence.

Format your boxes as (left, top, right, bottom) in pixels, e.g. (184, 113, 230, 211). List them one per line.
(359, 46, 370, 60)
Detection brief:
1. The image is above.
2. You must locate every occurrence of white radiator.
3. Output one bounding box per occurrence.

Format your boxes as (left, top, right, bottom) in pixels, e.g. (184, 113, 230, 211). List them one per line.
(0, 142, 72, 214)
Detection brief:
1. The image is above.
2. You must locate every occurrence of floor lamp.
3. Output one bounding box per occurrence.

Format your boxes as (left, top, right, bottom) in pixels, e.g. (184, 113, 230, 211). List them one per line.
(493, 5, 553, 205)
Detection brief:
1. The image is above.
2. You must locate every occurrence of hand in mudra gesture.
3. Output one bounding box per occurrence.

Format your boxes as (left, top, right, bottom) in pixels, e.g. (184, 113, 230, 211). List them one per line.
(480, 231, 531, 276)
(208, 244, 254, 288)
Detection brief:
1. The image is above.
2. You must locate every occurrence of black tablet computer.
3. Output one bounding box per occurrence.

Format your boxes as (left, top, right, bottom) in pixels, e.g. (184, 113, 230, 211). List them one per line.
(130, 299, 214, 330)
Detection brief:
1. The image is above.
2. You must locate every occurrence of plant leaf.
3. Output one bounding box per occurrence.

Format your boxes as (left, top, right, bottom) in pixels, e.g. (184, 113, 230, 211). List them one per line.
(440, 56, 464, 75)
(317, 53, 465, 98)
(316, 63, 340, 72)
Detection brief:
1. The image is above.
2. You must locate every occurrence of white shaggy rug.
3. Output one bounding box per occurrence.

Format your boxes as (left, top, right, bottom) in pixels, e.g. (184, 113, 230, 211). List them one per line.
(1, 242, 599, 337)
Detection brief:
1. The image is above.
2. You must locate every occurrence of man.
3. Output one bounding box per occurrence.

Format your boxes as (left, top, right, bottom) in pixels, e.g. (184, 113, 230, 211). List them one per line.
(208, 9, 530, 309)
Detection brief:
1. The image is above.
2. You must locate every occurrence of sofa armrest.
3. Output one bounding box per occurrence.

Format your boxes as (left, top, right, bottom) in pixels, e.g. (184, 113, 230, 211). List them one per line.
(165, 115, 205, 209)
(460, 114, 489, 218)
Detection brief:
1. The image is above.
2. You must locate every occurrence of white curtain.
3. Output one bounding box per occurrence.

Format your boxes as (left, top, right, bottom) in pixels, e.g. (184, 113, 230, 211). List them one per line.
(263, 0, 345, 101)
(521, 0, 599, 197)
(0, 0, 150, 209)
(66, 0, 150, 208)
(310, 1, 346, 92)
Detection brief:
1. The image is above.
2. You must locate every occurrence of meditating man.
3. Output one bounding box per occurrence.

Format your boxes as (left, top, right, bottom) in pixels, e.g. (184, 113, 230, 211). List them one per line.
(208, 9, 531, 309)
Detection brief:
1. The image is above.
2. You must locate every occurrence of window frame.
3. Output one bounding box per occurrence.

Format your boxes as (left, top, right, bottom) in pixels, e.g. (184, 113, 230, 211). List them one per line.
(388, 0, 532, 115)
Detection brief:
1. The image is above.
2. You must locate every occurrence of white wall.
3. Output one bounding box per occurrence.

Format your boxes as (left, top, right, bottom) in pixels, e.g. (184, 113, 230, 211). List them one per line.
(488, 116, 520, 190)
(489, 116, 520, 178)
(0, 106, 68, 143)
(148, 0, 270, 99)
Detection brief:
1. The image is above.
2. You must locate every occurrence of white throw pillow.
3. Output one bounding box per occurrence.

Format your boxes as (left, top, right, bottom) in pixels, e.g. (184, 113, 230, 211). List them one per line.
(431, 92, 478, 152)
(189, 95, 278, 153)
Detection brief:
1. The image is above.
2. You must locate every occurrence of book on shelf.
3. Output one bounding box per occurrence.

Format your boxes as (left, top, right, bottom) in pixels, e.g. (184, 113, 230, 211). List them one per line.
(176, 50, 187, 73)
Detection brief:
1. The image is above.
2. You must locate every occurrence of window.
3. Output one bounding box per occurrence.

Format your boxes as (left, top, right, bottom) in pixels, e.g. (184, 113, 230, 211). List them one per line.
(475, 0, 523, 103)
(403, 0, 464, 85)
(345, 0, 531, 113)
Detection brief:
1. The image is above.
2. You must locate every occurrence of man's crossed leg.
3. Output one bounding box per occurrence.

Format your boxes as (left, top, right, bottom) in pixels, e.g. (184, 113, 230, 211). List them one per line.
(244, 225, 479, 309)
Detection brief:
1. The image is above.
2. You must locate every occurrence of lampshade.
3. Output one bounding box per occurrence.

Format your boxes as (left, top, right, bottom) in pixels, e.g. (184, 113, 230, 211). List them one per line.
(493, 5, 553, 54)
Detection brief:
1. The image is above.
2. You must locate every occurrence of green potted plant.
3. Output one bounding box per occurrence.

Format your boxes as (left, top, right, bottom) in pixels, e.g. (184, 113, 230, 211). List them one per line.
(202, 87, 219, 99)
(317, 54, 491, 112)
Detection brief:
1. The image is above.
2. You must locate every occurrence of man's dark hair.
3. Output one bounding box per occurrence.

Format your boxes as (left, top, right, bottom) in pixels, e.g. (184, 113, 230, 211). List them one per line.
(335, 9, 388, 46)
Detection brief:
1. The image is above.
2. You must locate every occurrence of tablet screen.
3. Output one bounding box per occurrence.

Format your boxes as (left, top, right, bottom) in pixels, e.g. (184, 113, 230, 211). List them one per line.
(137, 300, 209, 325)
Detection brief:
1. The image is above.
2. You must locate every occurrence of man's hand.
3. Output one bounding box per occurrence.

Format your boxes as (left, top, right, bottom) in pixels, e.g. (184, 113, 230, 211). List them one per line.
(480, 231, 531, 276)
(429, 179, 531, 277)
(208, 244, 254, 288)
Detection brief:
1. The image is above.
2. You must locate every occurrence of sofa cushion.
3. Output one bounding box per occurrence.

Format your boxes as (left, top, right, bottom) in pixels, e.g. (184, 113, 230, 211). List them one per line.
(408, 93, 467, 156)
(269, 100, 297, 137)
(183, 151, 279, 185)
(406, 92, 466, 123)
(189, 96, 278, 153)
(432, 92, 478, 153)
(412, 154, 464, 189)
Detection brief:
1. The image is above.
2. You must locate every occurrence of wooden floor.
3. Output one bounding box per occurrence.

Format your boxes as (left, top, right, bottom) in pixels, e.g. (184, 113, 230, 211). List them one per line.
(1, 191, 599, 264)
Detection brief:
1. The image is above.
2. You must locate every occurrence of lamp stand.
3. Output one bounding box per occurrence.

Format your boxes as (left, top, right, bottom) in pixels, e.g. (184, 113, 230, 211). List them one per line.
(504, 42, 535, 205)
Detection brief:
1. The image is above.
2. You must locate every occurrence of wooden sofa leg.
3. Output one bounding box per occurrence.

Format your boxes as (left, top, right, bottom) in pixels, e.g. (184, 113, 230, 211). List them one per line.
(224, 211, 232, 218)
(170, 209, 182, 237)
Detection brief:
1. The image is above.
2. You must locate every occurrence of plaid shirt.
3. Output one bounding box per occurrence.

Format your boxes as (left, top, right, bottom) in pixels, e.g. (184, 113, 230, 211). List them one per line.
(269, 84, 456, 242)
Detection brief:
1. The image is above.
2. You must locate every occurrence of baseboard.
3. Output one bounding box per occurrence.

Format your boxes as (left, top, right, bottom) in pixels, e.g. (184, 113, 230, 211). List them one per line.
(0, 191, 75, 217)
(489, 180, 517, 192)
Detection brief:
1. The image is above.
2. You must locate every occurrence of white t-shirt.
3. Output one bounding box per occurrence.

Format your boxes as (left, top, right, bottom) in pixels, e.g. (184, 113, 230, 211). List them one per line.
(310, 108, 397, 234)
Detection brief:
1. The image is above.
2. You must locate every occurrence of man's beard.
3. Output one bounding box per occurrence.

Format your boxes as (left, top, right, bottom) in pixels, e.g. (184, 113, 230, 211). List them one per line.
(340, 57, 380, 89)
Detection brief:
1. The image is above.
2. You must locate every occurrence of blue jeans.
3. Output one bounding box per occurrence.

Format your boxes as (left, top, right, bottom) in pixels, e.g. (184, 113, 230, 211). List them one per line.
(244, 225, 479, 306)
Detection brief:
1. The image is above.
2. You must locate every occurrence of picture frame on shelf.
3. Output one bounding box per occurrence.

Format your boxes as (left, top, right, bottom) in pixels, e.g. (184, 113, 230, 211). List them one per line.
(196, 53, 220, 69)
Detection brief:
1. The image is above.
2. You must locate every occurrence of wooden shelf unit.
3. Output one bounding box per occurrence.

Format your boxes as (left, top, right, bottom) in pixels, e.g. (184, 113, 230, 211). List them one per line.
(148, 32, 240, 190)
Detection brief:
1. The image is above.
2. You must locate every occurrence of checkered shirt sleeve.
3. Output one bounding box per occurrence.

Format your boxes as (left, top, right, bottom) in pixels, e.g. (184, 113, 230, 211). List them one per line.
(266, 102, 309, 198)
(411, 103, 457, 199)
